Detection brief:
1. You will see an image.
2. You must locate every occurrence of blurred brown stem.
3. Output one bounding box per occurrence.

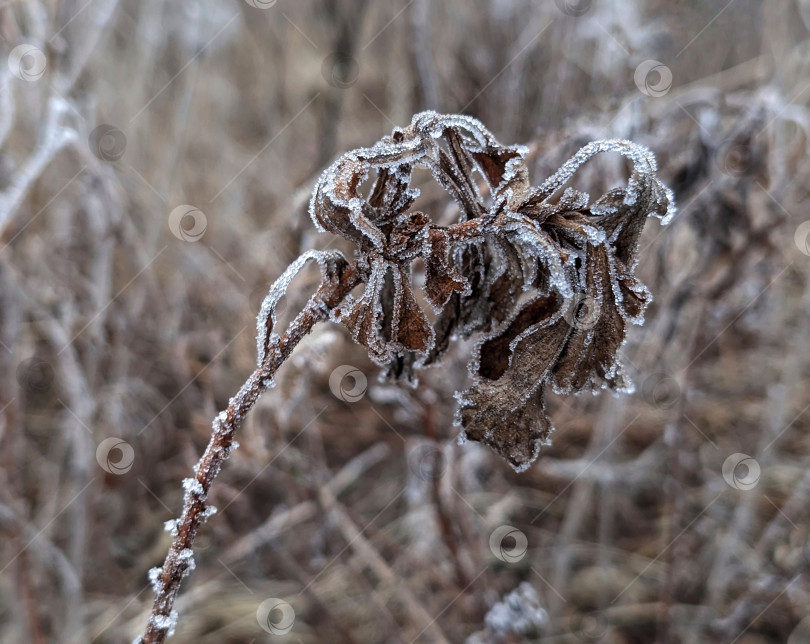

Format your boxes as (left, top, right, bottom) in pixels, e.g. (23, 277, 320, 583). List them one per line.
(141, 262, 359, 643)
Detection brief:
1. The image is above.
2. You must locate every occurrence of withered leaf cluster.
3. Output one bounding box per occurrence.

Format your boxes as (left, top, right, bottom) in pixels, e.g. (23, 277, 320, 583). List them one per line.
(274, 112, 675, 471)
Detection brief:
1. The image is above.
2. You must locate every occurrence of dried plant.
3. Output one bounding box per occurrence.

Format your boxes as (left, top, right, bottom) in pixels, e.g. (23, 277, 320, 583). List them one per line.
(140, 111, 674, 642)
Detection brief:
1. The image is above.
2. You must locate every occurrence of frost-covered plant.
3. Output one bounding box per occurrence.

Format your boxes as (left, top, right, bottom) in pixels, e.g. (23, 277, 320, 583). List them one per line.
(140, 111, 674, 642)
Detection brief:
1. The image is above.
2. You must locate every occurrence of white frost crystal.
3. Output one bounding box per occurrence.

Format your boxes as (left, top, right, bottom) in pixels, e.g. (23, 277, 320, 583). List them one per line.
(163, 519, 179, 536)
(150, 610, 178, 637)
(485, 582, 549, 636)
(148, 566, 163, 592)
(176, 547, 195, 573)
(182, 477, 204, 497)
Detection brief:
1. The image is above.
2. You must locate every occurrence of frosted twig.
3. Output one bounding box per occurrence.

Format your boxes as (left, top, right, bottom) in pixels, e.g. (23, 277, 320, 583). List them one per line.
(140, 260, 359, 643)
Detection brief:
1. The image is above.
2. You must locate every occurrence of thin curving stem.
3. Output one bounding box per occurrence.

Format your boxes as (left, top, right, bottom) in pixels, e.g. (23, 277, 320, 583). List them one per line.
(141, 261, 359, 643)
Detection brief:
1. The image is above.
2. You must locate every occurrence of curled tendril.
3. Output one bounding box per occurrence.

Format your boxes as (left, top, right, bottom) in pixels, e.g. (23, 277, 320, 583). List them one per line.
(299, 111, 675, 471)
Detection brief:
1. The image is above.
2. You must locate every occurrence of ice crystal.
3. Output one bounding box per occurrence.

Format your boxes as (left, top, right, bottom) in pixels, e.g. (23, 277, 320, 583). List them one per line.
(176, 548, 195, 573)
(484, 582, 549, 636)
(182, 477, 203, 496)
(150, 610, 178, 637)
(163, 519, 179, 536)
(148, 566, 163, 593)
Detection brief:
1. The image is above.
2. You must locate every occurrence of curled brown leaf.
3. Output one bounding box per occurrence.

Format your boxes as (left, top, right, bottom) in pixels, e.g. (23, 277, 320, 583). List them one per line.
(308, 111, 675, 470)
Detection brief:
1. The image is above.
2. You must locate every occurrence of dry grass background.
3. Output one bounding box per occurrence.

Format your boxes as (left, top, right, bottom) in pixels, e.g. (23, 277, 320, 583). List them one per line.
(1, 0, 810, 642)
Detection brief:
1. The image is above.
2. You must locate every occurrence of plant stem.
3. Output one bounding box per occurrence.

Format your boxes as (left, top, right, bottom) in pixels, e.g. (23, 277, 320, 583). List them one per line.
(141, 262, 359, 643)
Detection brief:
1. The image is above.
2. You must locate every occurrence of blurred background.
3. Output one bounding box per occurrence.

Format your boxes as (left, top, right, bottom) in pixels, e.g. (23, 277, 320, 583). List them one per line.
(1, 0, 810, 642)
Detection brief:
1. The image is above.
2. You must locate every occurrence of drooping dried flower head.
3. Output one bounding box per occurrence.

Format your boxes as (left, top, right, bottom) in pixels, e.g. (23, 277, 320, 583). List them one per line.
(262, 112, 675, 471)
